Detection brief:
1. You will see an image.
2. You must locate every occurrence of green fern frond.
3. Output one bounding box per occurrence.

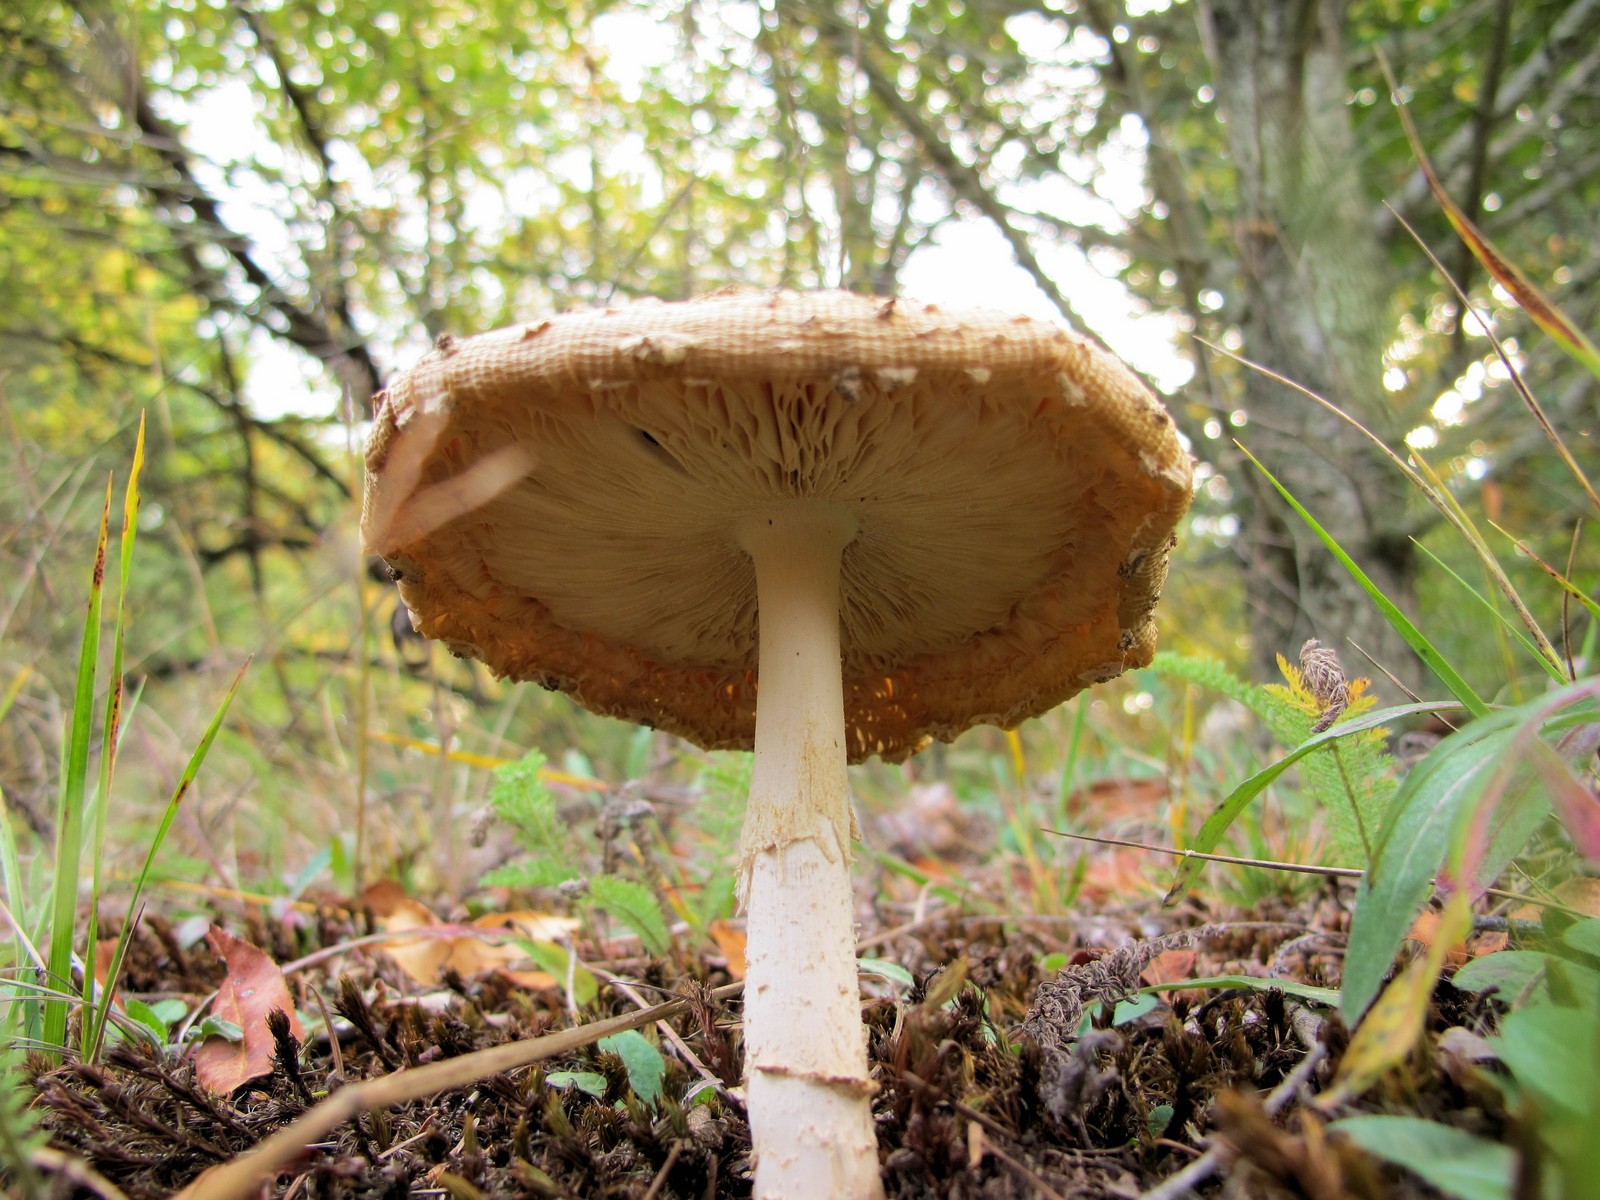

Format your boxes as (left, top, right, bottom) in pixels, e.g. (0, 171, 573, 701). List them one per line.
(481, 857, 578, 890)
(490, 750, 564, 860)
(691, 752, 751, 850)
(1149, 651, 1271, 718)
(1151, 650, 1399, 868)
(589, 875, 672, 957)
(0, 1044, 46, 1192)
(1264, 657, 1398, 867)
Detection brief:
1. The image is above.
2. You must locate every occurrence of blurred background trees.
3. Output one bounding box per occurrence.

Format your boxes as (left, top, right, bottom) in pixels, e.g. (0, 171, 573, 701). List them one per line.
(2, 0, 1596, 878)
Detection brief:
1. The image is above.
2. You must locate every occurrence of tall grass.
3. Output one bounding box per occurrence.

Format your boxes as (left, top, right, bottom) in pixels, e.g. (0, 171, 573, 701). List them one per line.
(4, 416, 247, 1066)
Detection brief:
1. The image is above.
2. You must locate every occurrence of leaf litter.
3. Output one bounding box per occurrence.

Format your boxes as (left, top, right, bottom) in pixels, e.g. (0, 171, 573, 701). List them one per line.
(21, 872, 1532, 1200)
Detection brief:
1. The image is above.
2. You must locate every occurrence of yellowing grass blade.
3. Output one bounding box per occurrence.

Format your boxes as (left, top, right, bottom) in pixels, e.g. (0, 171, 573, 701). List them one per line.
(85, 414, 147, 1054)
(42, 477, 112, 1056)
(1387, 62, 1600, 379)
(1321, 892, 1472, 1109)
(366, 729, 608, 791)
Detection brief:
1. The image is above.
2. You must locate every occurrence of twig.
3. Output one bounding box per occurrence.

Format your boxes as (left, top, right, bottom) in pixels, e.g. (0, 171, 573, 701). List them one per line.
(30, 1147, 133, 1200)
(172, 983, 743, 1200)
(594, 968, 726, 1092)
(641, 1140, 683, 1200)
(1138, 1041, 1329, 1200)
(1042, 829, 1363, 877)
(1043, 829, 1591, 918)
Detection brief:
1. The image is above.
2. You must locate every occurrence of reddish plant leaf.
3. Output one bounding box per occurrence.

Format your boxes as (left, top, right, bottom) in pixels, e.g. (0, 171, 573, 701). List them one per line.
(192, 928, 302, 1094)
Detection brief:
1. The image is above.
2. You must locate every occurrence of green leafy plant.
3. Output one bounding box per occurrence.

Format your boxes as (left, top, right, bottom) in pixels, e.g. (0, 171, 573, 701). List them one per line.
(1151, 650, 1401, 866)
(18, 419, 245, 1063)
(1210, 111, 1600, 1194)
(0, 1033, 46, 1192)
(484, 749, 675, 956)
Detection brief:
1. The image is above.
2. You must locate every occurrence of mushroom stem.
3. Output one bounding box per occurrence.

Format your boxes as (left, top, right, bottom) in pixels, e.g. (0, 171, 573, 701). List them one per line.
(737, 504, 882, 1200)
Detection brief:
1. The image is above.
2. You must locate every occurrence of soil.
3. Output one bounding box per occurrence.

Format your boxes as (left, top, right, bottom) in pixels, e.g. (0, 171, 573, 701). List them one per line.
(20, 888, 1514, 1200)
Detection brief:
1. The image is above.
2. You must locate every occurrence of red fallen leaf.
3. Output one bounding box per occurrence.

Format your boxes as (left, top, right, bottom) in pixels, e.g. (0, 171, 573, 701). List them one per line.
(192, 928, 303, 1094)
(1140, 948, 1197, 988)
(93, 939, 123, 1009)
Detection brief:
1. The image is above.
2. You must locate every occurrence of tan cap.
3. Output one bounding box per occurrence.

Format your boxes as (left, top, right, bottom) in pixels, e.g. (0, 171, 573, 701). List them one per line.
(362, 290, 1193, 763)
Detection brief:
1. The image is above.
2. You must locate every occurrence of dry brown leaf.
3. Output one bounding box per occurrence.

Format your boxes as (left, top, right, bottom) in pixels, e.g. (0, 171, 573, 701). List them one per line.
(93, 938, 123, 1010)
(1467, 929, 1509, 956)
(364, 885, 454, 982)
(493, 968, 561, 990)
(1553, 876, 1600, 917)
(1065, 777, 1168, 823)
(450, 912, 578, 977)
(1078, 847, 1163, 904)
(708, 919, 747, 980)
(193, 928, 302, 1094)
(1140, 947, 1197, 989)
(364, 883, 579, 984)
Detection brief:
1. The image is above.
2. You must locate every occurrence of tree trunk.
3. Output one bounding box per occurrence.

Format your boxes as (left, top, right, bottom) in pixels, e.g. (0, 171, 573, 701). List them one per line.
(1196, 0, 1423, 695)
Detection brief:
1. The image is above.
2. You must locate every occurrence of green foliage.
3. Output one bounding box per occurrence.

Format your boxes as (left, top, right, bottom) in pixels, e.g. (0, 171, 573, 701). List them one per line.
(1329, 1116, 1513, 1200)
(482, 751, 576, 889)
(588, 877, 672, 959)
(1340, 674, 1598, 1025)
(484, 750, 674, 957)
(690, 753, 751, 852)
(1263, 659, 1398, 866)
(596, 1029, 666, 1106)
(1151, 650, 1402, 866)
(0, 1039, 46, 1194)
(1148, 652, 1266, 718)
(1439, 919, 1600, 1198)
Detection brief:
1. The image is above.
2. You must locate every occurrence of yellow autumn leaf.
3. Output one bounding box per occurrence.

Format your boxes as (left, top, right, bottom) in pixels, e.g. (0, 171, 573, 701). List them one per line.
(1319, 891, 1472, 1109)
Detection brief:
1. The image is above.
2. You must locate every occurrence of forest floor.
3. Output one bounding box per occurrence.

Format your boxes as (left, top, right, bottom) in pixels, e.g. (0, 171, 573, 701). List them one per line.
(25, 867, 1509, 1200)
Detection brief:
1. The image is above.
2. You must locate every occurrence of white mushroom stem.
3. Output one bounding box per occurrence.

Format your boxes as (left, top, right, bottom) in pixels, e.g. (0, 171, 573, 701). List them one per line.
(737, 504, 883, 1200)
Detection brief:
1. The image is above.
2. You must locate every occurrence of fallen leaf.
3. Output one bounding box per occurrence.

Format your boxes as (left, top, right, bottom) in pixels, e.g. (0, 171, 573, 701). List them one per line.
(1405, 910, 1471, 969)
(1065, 777, 1169, 823)
(1553, 876, 1600, 917)
(1140, 948, 1197, 989)
(494, 968, 561, 990)
(93, 938, 124, 1009)
(364, 883, 580, 984)
(193, 928, 302, 1094)
(708, 919, 747, 980)
(365, 885, 455, 982)
(1079, 847, 1164, 904)
(452, 911, 577, 977)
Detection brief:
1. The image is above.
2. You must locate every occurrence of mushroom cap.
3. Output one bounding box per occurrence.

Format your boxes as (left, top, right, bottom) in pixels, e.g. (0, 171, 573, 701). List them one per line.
(362, 290, 1194, 763)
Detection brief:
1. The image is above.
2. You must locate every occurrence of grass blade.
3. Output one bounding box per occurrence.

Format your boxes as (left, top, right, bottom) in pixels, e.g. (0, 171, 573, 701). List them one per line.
(1237, 443, 1488, 718)
(1412, 542, 1566, 683)
(83, 657, 249, 1063)
(0, 668, 30, 727)
(84, 414, 145, 1058)
(1386, 60, 1600, 383)
(1492, 524, 1600, 628)
(1162, 701, 1456, 906)
(42, 476, 112, 1057)
(1410, 449, 1563, 676)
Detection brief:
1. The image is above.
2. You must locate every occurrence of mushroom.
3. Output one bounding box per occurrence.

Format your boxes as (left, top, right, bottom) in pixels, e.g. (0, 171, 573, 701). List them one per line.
(361, 290, 1193, 1199)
